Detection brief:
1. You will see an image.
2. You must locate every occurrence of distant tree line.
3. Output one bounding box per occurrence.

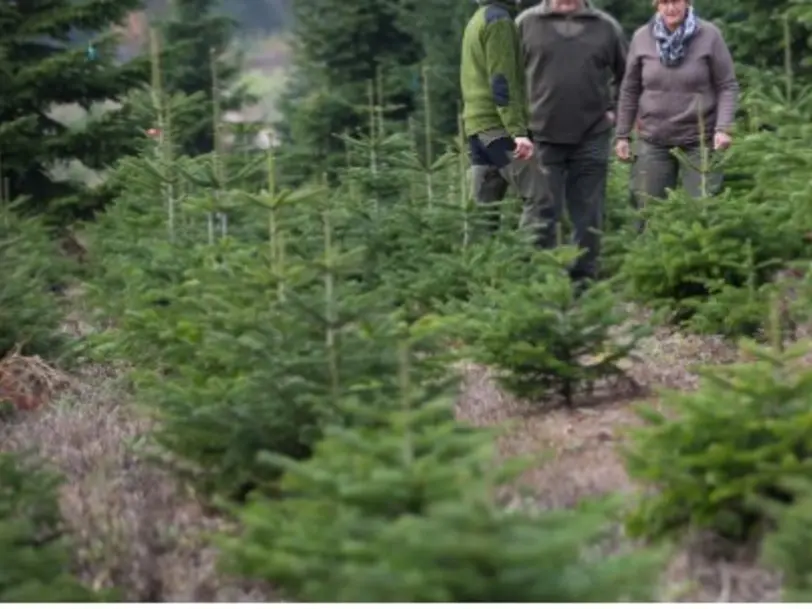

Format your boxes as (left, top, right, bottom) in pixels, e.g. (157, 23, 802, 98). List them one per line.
(0, 0, 265, 228)
(143, 0, 290, 33)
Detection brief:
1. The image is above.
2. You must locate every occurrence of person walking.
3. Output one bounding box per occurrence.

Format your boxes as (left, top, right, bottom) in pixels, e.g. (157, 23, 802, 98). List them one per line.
(614, 0, 738, 206)
(516, 0, 627, 285)
(460, 0, 544, 234)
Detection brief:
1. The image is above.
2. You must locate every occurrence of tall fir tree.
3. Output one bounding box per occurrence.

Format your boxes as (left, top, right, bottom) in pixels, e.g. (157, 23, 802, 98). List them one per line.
(277, 0, 422, 182)
(144, 0, 290, 32)
(221, 0, 291, 33)
(157, 0, 252, 157)
(590, 0, 651, 35)
(0, 0, 149, 227)
(396, 0, 475, 145)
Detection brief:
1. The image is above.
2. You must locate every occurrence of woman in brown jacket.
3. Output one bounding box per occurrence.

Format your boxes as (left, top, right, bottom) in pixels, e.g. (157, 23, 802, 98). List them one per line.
(614, 0, 738, 203)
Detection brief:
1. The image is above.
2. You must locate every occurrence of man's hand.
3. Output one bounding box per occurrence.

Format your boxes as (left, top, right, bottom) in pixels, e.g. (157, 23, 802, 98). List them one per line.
(513, 136, 534, 160)
(606, 110, 616, 124)
(714, 130, 732, 150)
(614, 138, 631, 161)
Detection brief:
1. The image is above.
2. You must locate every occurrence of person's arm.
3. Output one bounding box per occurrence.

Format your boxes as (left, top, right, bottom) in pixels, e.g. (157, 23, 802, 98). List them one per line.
(615, 34, 642, 139)
(709, 30, 739, 134)
(483, 11, 527, 138)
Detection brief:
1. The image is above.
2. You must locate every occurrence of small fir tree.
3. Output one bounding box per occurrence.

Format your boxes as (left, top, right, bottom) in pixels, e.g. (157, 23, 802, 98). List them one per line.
(0, 203, 71, 360)
(761, 478, 812, 601)
(0, 453, 99, 601)
(220, 352, 666, 602)
(456, 248, 647, 405)
(624, 338, 812, 543)
(617, 186, 810, 337)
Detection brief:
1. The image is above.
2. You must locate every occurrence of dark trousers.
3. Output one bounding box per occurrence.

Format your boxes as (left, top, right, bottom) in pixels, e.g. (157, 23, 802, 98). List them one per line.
(524, 129, 611, 280)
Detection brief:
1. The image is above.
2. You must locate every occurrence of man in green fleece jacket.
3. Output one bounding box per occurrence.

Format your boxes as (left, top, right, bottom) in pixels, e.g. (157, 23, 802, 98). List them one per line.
(460, 0, 544, 233)
(517, 0, 627, 284)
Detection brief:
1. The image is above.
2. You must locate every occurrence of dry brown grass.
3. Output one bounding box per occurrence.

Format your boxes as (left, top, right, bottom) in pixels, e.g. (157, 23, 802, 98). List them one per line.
(0, 364, 272, 602)
(0, 348, 74, 411)
(455, 324, 782, 602)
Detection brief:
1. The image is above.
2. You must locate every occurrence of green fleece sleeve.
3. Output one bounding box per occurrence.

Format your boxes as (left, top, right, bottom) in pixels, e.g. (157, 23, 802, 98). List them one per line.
(483, 15, 527, 138)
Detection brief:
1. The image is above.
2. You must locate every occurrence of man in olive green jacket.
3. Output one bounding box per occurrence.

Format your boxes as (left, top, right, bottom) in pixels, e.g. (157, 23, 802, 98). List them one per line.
(460, 0, 544, 233)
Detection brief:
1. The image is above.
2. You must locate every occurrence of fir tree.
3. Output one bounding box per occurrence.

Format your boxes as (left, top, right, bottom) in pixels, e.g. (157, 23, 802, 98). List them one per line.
(455, 247, 647, 405)
(221, 0, 290, 33)
(0, 453, 100, 601)
(277, 0, 422, 181)
(761, 478, 812, 601)
(590, 0, 651, 34)
(625, 338, 812, 543)
(220, 353, 665, 602)
(157, 0, 252, 157)
(0, 204, 70, 360)
(396, 0, 474, 142)
(0, 0, 148, 226)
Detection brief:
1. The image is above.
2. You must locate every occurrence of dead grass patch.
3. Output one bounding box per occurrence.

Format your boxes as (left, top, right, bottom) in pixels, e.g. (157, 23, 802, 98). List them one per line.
(0, 365, 272, 602)
(0, 347, 73, 411)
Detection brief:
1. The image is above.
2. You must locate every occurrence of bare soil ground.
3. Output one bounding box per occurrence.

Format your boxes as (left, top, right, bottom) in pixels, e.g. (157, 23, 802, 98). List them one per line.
(0, 320, 784, 601)
(456, 326, 782, 602)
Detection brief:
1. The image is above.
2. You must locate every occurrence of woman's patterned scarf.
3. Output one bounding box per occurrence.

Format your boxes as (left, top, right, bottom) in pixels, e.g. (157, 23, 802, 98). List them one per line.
(653, 6, 698, 67)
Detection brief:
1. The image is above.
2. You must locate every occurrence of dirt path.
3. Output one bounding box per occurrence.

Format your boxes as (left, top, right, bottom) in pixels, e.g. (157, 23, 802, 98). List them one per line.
(455, 328, 782, 602)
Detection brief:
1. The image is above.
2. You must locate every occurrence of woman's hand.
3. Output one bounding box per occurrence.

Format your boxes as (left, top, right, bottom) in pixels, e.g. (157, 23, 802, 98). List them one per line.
(714, 130, 732, 150)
